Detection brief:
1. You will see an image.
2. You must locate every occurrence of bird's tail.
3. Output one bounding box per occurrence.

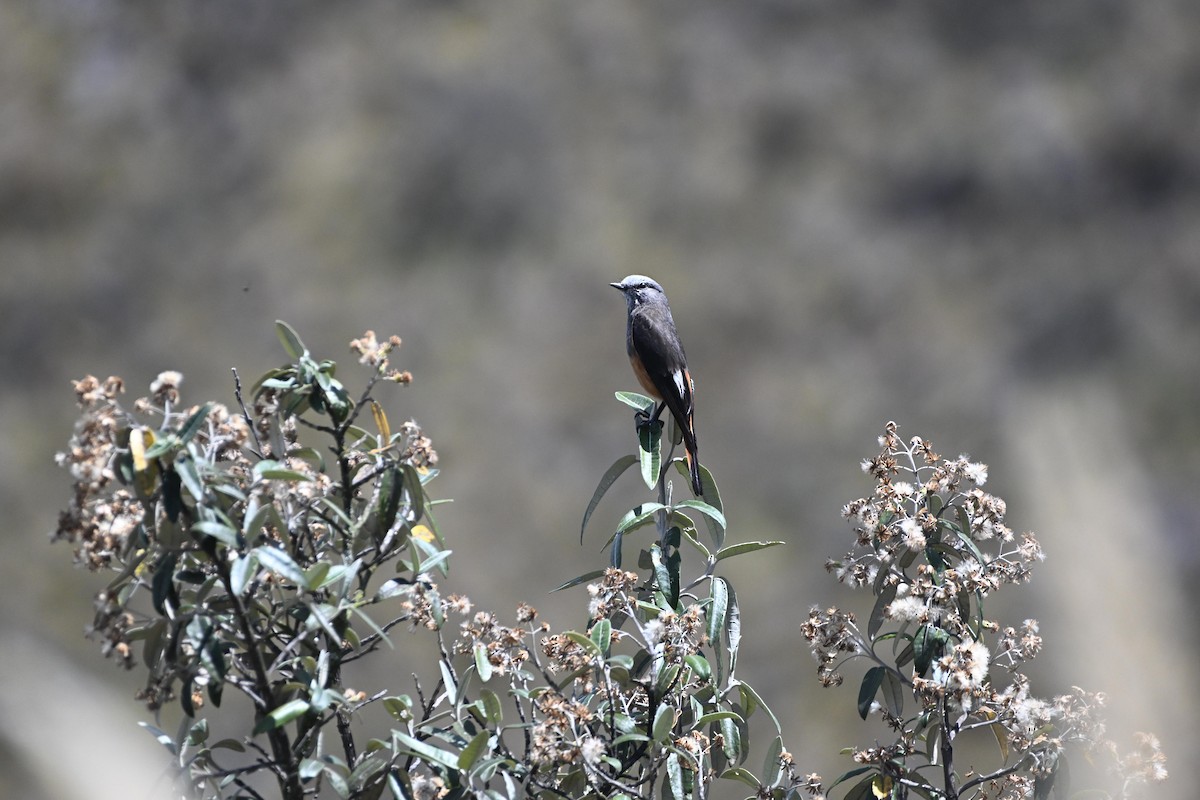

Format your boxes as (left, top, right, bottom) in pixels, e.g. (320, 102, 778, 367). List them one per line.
(682, 426, 702, 496)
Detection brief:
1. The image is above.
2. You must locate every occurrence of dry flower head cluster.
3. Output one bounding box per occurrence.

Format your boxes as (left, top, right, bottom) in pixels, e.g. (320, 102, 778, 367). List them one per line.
(801, 422, 1167, 799)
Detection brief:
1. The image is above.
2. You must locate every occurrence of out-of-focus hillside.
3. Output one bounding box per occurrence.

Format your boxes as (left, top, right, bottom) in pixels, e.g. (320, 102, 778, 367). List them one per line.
(2, 2, 1197, 797)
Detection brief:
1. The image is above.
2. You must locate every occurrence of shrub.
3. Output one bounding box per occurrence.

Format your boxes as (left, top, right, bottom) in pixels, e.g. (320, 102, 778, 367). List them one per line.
(53, 324, 1165, 800)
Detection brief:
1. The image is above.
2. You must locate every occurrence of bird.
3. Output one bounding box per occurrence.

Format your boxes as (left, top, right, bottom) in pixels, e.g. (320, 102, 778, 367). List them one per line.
(611, 275, 703, 496)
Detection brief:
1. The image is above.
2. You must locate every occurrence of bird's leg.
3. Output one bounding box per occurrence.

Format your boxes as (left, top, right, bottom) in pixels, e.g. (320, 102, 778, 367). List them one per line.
(634, 400, 666, 428)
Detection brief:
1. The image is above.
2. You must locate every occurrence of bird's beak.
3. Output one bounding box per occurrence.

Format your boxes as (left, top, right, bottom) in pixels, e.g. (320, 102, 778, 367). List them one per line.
(609, 282, 623, 290)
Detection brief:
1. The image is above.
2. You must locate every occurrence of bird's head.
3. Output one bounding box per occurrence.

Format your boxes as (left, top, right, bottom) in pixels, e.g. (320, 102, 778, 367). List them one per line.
(610, 275, 666, 308)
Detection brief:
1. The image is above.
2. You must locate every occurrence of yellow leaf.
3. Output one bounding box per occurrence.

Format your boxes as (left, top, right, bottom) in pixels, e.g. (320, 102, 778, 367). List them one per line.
(412, 524, 434, 543)
(129, 427, 159, 497)
(872, 775, 893, 799)
(371, 401, 390, 443)
(989, 723, 1009, 762)
(130, 427, 155, 472)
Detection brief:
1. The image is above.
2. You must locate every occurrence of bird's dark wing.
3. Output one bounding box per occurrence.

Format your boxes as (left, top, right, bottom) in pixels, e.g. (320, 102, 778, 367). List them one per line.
(629, 301, 702, 495)
(630, 305, 694, 427)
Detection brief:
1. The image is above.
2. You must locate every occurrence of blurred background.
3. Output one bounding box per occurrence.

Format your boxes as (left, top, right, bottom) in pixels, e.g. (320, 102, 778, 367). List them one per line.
(1, 1, 1197, 797)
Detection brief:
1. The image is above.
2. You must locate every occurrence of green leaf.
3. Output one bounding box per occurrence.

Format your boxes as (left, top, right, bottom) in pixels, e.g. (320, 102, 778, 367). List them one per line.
(761, 735, 783, 787)
(241, 500, 274, 540)
(563, 631, 601, 657)
(458, 730, 491, 771)
(275, 320, 308, 359)
(678, 525, 712, 560)
(827, 766, 873, 790)
(407, 546, 453, 578)
(580, 454, 638, 544)
(949, 511, 987, 565)
(726, 583, 742, 673)
(253, 460, 312, 482)
(177, 403, 213, 446)
(913, 625, 948, 677)
(257, 376, 296, 392)
(881, 669, 905, 717)
(326, 768, 350, 799)
(142, 435, 177, 461)
(439, 658, 457, 704)
(185, 718, 209, 746)
(613, 503, 665, 538)
(348, 753, 390, 799)
(926, 492, 944, 517)
(137, 722, 177, 755)
(192, 520, 239, 547)
(607, 653, 635, 671)
(707, 577, 729, 644)
(719, 767, 760, 788)
(161, 467, 183, 523)
(320, 562, 357, 592)
(611, 732, 652, 748)
(479, 689, 503, 724)
(688, 464, 723, 546)
(174, 453, 203, 503)
(305, 603, 344, 644)
(139, 619, 167, 669)
(673, 499, 727, 531)
(151, 554, 178, 616)
(737, 681, 780, 734)
(229, 554, 258, 597)
(1032, 753, 1069, 800)
(868, 583, 898, 639)
(590, 618, 612, 656)
(656, 663, 681, 696)
(650, 543, 680, 609)
(615, 391, 656, 413)
(474, 643, 493, 683)
(638, 419, 663, 491)
(666, 752, 684, 800)
(684, 653, 711, 682)
(895, 639, 915, 669)
(717, 716, 741, 762)
(304, 562, 331, 591)
(843, 773, 880, 800)
(713, 540, 784, 563)
(209, 738, 245, 753)
(924, 722, 942, 763)
(375, 466, 404, 537)
(552, 569, 607, 593)
(695, 710, 742, 727)
(392, 731, 462, 771)
(652, 704, 676, 743)
(382, 696, 412, 722)
(253, 546, 307, 586)
(253, 698, 310, 734)
(858, 666, 885, 720)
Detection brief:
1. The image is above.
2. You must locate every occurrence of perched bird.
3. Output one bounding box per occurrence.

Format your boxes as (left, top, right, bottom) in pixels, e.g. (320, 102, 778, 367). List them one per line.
(611, 275, 703, 496)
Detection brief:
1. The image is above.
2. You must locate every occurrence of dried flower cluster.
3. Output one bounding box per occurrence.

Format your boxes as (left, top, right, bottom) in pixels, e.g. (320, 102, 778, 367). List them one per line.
(54, 373, 252, 571)
(802, 423, 1167, 799)
(350, 329, 412, 384)
(799, 606, 860, 687)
